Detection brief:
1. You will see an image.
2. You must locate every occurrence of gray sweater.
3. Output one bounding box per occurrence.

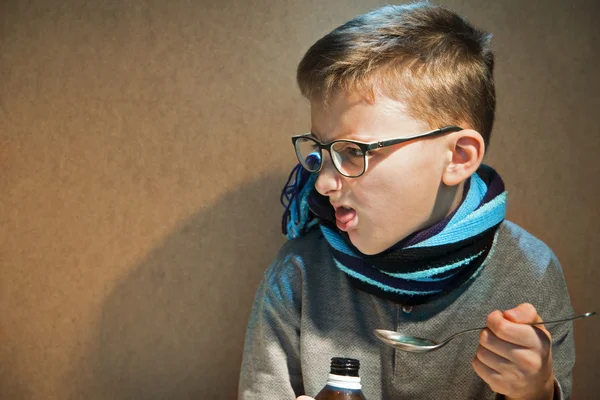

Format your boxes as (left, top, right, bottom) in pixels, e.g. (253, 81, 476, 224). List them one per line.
(239, 221, 575, 399)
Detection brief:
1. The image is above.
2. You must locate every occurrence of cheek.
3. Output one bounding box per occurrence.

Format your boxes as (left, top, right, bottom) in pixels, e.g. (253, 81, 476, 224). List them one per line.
(352, 174, 428, 228)
(353, 149, 444, 219)
(362, 150, 439, 198)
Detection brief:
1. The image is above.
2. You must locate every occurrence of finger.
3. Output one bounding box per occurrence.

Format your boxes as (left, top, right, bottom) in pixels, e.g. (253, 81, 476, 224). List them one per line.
(481, 327, 552, 374)
(504, 303, 542, 325)
(297, 397, 315, 400)
(472, 355, 503, 392)
(475, 343, 512, 373)
(504, 303, 551, 338)
(479, 327, 522, 361)
(486, 309, 546, 348)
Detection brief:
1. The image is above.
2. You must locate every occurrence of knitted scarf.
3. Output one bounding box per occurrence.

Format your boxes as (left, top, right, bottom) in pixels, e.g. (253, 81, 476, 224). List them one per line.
(281, 164, 507, 306)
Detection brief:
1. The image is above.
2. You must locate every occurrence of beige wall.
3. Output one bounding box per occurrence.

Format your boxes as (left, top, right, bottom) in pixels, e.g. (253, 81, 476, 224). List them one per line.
(1, 0, 598, 398)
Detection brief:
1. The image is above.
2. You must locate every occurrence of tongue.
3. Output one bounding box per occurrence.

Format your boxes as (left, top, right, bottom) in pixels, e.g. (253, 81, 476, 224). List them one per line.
(335, 207, 356, 224)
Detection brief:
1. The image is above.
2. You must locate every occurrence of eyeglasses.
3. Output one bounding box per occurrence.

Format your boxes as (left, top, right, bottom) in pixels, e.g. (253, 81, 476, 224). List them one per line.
(291, 125, 463, 178)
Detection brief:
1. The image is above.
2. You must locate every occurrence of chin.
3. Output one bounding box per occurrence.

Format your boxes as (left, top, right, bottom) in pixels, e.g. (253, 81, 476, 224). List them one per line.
(349, 228, 413, 255)
(348, 231, 384, 256)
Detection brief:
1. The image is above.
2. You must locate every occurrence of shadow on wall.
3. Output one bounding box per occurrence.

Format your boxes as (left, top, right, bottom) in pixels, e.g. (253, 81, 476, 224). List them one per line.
(78, 173, 289, 399)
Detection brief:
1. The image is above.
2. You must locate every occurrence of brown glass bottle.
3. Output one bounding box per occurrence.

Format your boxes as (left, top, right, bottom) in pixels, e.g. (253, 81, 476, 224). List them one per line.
(314, 357, 367, 400)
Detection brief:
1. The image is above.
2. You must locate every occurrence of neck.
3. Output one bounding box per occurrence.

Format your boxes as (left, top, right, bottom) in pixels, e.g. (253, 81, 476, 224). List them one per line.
(428, 181, 465, 228)
(448, 182, 465, 216)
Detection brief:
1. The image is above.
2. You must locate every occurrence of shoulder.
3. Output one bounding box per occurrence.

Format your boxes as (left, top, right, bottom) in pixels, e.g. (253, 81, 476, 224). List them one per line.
(496, 220, 556, 259)
(266, 229, 327, 274)
(262, 229, 330, 300)
(491, 220, 561, 278)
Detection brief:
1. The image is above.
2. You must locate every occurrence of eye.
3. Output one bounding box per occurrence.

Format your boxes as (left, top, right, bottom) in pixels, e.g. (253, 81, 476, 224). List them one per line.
(342, 145, 364, 158)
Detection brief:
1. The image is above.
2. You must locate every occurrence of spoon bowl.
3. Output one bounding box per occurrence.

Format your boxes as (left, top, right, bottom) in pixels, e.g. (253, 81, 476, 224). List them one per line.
(374, 311, 596, 353)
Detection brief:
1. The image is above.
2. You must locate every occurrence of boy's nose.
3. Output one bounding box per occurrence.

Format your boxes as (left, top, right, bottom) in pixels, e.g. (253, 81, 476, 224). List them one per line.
(314, 152, 342, 196)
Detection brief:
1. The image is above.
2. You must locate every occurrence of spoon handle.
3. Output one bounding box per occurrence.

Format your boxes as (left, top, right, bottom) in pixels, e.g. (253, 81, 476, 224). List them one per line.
(530, 311, 596, 327)
(448, 311, 596, 341)
(460, 311, 596, 336)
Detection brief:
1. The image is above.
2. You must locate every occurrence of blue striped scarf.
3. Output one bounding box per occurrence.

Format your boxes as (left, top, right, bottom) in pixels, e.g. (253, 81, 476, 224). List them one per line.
(281, 164, 507, 305)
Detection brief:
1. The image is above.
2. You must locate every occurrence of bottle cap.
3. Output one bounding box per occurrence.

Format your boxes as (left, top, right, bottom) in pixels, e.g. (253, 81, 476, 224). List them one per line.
(330, 357, 360, 377)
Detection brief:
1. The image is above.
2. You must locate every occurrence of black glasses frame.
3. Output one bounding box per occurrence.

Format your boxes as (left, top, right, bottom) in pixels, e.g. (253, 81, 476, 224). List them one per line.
(291, 125, 463, 178)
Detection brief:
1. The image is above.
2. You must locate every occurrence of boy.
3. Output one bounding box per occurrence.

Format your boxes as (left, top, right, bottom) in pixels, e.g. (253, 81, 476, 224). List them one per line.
(239, 2, 574, 399)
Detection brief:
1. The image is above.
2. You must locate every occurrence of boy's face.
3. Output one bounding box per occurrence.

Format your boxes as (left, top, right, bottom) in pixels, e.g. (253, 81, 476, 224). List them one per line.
(310, 92, 462, 255)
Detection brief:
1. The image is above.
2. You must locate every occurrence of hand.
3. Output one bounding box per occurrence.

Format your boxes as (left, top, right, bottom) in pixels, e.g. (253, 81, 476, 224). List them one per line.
(297, 397, 314, 400)
(472, 303, 555, 400)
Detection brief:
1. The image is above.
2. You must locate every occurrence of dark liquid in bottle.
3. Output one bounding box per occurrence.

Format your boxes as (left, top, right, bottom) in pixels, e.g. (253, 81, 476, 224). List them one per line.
(315, 386, 367, 400)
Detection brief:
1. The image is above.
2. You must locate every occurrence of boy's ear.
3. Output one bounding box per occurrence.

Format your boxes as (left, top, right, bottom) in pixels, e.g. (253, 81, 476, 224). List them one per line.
(442, 129, 485, 186)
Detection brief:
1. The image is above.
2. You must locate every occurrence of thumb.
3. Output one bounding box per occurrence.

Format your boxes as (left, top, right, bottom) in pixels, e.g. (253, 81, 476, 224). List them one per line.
(503, 303, 542, 324)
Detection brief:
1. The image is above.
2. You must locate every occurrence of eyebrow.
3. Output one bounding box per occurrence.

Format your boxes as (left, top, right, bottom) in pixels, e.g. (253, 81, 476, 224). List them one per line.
(309, 130, 375, 143)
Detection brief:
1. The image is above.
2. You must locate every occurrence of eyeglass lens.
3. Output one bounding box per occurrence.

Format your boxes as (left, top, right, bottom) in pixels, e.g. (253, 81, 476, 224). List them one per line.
(295, 137, 365, 177)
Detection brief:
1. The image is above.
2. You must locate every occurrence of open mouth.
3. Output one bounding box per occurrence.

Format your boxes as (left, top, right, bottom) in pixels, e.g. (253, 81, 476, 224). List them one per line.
(335, 205, 358, 231)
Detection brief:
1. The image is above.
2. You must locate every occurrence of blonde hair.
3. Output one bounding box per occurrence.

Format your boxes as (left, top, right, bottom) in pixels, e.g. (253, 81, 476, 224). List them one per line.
(297, 2, 496, 145)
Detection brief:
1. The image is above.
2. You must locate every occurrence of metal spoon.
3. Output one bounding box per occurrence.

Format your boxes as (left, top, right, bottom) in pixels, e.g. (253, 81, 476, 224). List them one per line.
(374, 311, 596, 353)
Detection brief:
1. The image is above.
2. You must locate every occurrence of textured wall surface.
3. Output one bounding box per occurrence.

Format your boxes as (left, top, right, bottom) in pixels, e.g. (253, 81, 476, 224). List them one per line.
(1, 0, 598, 398)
